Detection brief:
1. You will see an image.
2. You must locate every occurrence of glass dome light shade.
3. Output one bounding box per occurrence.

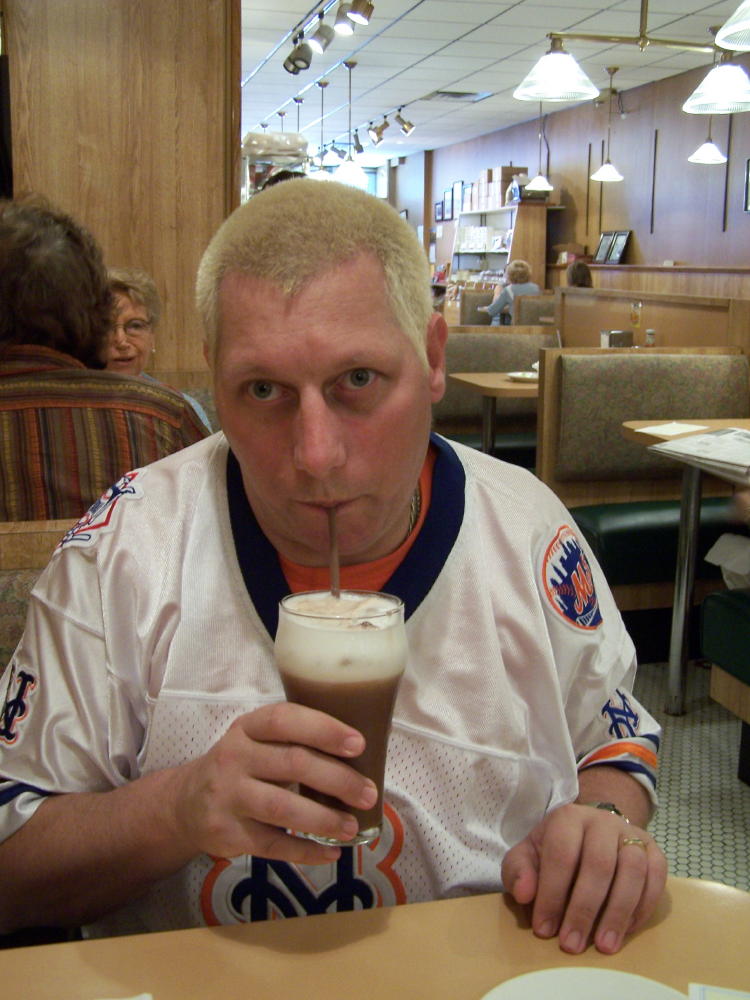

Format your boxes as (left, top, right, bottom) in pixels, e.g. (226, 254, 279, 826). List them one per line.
(716, 0, 750, 51)
(514, 48, 599, 102)
(335, 157, 369, 189)
(590, 160, 624, 182)
(688, 139, 728, 164)
(682, 63, 750, 114)
(525, 172, 554, 192)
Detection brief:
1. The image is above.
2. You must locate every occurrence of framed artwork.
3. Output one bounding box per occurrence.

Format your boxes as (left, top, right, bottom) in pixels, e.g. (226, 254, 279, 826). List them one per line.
(443, 188, 453, 221)
(435, 201, 443, 222)
(745, 159, 750, 213)
(606, 229, 631, 264)
(593, 231, 616, 263)
(452, 180, 463, 216)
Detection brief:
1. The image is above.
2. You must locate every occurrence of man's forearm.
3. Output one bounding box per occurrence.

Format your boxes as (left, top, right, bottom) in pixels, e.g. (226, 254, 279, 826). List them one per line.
(0, 768, 194, 933)
(576, 764, 654, 829)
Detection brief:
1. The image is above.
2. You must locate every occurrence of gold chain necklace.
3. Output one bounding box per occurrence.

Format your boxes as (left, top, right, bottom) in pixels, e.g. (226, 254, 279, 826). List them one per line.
(407, 484, 422, 536)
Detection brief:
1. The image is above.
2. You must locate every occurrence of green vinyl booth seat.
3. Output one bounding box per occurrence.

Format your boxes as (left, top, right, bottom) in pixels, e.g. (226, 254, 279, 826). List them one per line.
(700, 587, 750, 785)
(571, 496, 737, 588)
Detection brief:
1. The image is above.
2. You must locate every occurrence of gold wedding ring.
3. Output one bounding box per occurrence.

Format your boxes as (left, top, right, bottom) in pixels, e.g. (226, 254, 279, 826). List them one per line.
(620, 836, 648, 852)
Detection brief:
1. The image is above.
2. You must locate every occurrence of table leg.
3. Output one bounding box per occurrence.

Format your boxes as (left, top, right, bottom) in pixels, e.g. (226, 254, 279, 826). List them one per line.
(481, 397, 497, 454)
(665, 465, 703, 715)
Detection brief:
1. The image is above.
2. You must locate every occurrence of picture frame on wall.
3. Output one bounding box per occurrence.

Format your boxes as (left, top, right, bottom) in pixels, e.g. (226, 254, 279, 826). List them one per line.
(452, 180, 463, 216)
(435, 201, 443, 222)
(606, 229, 631, 264)
(443, 188, 453, 221)
(593, 231, 616, 263)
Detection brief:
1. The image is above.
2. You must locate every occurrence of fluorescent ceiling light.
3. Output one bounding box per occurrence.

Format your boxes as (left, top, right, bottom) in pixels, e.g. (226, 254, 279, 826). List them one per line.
(514, 37, 599, 102)
(716, 0, 750, 51)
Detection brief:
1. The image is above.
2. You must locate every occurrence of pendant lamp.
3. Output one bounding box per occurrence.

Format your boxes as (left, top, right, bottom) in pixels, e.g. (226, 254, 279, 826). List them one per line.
(716, 0, 750, 51)
(591, 67, 623, 182)
(525, 103, 554, 192)
(514, 36, 599, 102)
(682, 53, 750, 114)
(335, 61, 369, 189)
(688, 116, 728, 163)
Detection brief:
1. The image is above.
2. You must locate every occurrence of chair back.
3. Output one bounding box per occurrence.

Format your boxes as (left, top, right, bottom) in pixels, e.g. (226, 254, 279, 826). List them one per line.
(459, 288, 493, 325)
(513, 292, 554, 326)
(537, 346, 750, 507)
(0, 518, 70, 670)
(434, 329, 557, 439)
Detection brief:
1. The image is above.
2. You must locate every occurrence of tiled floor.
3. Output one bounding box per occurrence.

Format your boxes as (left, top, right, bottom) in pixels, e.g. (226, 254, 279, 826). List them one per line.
(634, 661, 750, 892)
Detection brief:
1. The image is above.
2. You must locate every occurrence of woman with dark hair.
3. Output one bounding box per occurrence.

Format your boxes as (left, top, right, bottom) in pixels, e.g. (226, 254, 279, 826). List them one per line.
(567, 260, 593, 287)
(0, 196, 208, 520)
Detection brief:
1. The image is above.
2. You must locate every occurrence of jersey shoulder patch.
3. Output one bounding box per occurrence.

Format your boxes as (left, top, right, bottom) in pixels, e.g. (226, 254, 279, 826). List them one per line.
(58, 470, 144, 551)
(542, 524, 602, 630)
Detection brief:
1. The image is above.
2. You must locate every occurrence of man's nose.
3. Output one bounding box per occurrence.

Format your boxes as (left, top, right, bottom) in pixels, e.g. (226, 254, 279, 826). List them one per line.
(292, 393, 346, 478)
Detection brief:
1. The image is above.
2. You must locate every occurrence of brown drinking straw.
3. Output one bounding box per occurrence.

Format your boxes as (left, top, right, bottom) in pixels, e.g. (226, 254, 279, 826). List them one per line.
(327, 507, 340, 598)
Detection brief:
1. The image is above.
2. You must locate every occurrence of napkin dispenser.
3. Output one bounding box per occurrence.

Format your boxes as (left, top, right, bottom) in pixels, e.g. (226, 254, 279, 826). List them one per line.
(600, 329, 634, 347)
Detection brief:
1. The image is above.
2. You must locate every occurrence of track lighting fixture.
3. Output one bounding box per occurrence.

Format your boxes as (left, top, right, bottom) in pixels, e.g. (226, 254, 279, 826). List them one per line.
(309, 14, 334, 55)
(347, 0, 374, 25)
(367, 121, 379, 144)
(394, 109, 415, 136)
(334, 3, 355, 36)
(353, 129, 365, 154)
(283, 34, 312, 75)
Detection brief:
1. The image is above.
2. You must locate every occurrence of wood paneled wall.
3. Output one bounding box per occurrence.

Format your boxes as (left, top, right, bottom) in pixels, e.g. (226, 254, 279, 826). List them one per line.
(414, 54, 750, 271)
(4, 0, 240, 374)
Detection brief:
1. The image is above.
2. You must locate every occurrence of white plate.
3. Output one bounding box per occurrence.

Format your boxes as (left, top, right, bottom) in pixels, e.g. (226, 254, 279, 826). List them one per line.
(506, 371, 539, 382)
(480, 967, 686, 1000)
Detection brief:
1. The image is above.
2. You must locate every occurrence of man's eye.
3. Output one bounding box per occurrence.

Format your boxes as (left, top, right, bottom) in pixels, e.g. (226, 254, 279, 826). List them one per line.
(247, 380, 279, 401)
(345, 368, 375, 389)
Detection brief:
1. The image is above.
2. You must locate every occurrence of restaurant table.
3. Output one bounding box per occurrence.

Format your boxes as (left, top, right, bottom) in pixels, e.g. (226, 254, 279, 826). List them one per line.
(622, 418, 750, 714)
(449, 371, 539, 453)
(2, 878, 747, 999)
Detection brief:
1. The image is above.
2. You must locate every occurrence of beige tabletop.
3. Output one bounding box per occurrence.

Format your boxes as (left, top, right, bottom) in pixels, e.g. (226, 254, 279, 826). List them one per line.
(449, 372, 539, 453)
(623, 417, 750, 446)
(2, 878, 748, 998)
(449, 371, 540, 399)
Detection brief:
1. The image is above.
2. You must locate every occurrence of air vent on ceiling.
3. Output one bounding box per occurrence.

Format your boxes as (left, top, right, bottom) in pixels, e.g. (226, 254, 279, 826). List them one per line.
(422, 89, 492, 103)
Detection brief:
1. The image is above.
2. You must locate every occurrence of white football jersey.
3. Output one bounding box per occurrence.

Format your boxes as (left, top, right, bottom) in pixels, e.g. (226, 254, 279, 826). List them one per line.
(0, 433, 660, 936)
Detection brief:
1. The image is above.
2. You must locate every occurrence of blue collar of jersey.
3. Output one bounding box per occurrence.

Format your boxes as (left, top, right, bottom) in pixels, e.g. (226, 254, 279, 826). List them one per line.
(226, 433, 466, 638)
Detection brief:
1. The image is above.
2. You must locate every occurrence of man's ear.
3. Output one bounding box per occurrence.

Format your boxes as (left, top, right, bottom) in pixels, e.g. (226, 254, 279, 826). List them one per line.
(425, 311, 448, 404)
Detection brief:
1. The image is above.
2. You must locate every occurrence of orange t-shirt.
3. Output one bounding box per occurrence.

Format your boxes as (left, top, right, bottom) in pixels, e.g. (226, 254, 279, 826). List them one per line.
(280, 446, 436, 594)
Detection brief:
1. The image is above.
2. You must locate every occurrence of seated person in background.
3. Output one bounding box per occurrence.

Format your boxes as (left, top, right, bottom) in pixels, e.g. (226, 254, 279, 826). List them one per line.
(0, 180, 666, 953)
(567, 260, 593, 288)
(480, 259, 540, 325)
(106, 267, 213, 431)
(0, 196, 209, 521)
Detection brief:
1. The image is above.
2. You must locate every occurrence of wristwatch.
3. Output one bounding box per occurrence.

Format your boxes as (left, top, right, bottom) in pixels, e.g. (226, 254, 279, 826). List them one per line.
(583, 801, 630, 823)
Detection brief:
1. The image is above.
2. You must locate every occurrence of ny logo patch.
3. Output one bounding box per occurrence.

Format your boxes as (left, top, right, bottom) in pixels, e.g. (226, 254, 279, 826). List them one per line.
(0, 667, 36, 744)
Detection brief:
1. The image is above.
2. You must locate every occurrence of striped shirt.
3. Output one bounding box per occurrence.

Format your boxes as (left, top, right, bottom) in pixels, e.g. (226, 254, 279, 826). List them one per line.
(0, 345, 210, 521)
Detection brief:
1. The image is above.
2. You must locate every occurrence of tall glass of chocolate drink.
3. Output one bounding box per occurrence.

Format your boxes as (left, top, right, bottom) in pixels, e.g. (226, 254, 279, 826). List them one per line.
(275, 590, 407, 846)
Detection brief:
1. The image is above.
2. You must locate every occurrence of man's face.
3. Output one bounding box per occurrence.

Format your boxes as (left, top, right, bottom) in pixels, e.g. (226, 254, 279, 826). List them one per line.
(105, 293, 154, 376)
(214, 254, 446, 566)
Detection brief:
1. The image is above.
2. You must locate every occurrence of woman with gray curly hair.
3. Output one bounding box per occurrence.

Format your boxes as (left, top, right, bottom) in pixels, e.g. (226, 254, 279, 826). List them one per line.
(480, 259, 540, 326)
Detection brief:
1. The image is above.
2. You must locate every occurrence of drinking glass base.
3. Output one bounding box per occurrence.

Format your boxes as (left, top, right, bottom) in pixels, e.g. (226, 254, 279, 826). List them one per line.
(297, 826, 381, 847)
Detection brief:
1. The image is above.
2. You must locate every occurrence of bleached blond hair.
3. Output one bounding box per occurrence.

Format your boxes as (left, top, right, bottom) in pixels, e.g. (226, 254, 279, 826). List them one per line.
(196, 179, 433, 368)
